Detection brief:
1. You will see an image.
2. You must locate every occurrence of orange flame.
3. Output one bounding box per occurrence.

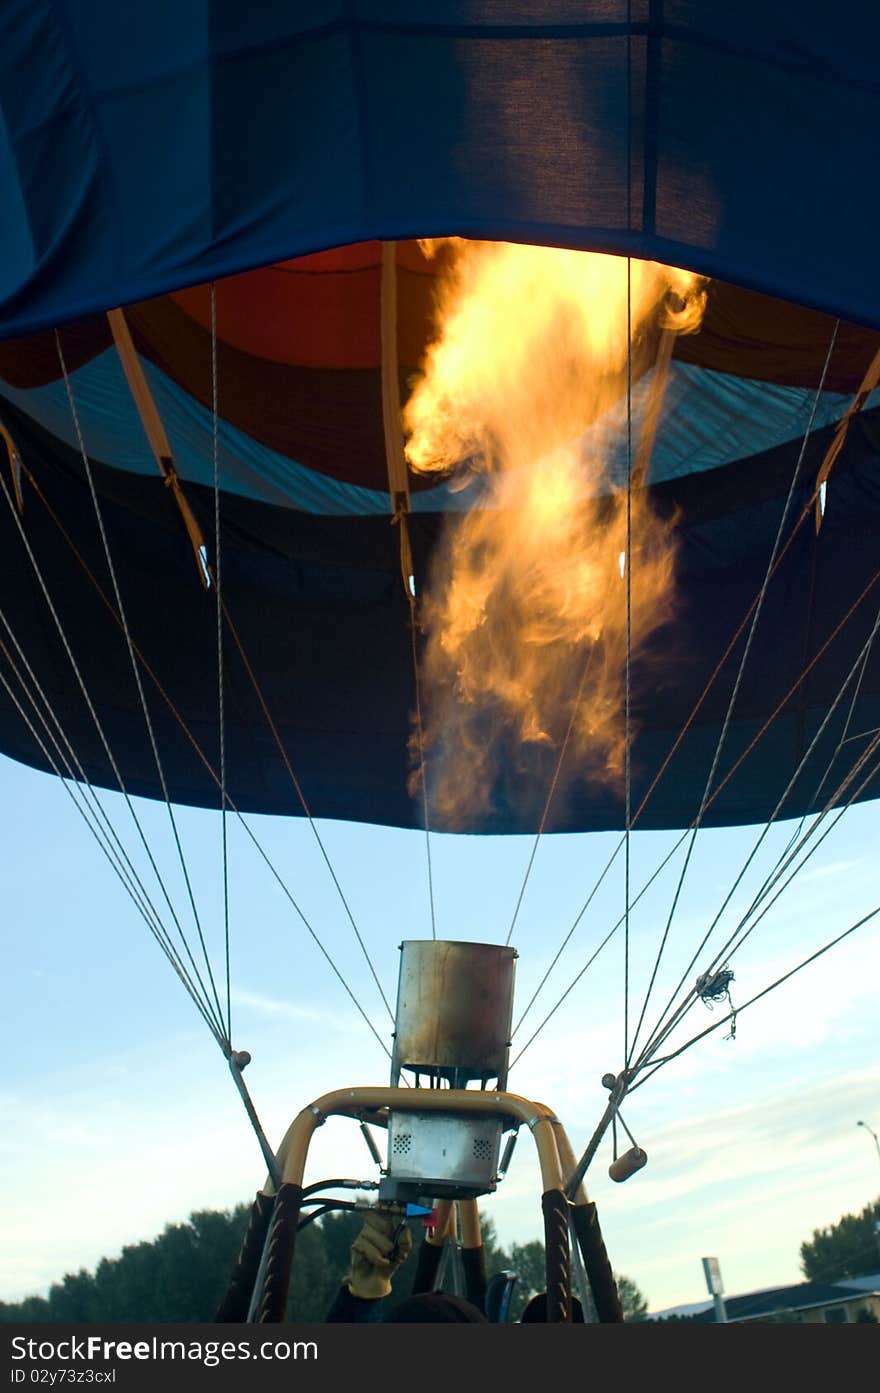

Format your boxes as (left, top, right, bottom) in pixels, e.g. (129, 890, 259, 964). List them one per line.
(405, 240, 706, 827)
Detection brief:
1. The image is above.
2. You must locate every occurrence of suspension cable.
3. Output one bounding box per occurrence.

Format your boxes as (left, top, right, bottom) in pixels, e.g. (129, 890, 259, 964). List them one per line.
(0, 636, 227, 1044)
(625, 319, 840, 1068)
(628, 901, 880, 1093)
(707, 739, 880, 972)
(382, 237, 436, 939)
(510, 829, 627, 1036)
(8, 454, 392, 1058)
(3, 621, 299, 1175)
(210, 284, 232, 1042)
(624, 255, 634, 1065)
(773, 594, 879, 871)
(711, 727, 880, 975)
(509, 827, 690, 1068)
(0, 606, 172, 923)
(706, 565, 880, 815)
(565, 778, 880, 1174)
(629, 564, 880, 1073)
(54, 331, 228, 1043)
(513, 381, 848, 1036)
(217, 600, 395, 1019)
(505, 646, 597, 947)
(632, 726, 880, 1074)
(407, 584, 437, 940)
(0, 613, 211, 989)
(627, 409, 853, 835)
(0, 461, 227, 1041)
(513, 556, 880, 1068)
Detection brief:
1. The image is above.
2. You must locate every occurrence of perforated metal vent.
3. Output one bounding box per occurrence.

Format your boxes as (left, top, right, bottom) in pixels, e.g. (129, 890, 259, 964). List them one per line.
(472, 1136, 492, 1160)
(392, 1133, 412, 1155)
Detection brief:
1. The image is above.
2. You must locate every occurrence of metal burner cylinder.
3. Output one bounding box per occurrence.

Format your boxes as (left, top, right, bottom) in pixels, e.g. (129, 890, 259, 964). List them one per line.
(390, 940, 517, 1089)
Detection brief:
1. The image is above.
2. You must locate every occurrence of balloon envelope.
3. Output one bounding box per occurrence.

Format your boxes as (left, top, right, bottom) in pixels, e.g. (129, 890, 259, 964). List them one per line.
(1, 6, 879, 832)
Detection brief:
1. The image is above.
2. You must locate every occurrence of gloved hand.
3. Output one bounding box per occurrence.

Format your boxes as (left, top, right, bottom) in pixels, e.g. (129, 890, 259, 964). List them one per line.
(346, 1208, 413, 1300)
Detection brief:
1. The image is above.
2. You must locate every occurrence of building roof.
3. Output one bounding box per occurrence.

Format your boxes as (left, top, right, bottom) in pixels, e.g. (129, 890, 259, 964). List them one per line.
(837, 1272, 880, 1293)
(689, 1280, 878, 1322)
(651, 1276, 880, 1323)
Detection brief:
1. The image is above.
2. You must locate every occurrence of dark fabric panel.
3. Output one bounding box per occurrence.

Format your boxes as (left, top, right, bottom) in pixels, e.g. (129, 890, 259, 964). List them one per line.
(1, 398, 879, 832)
(673, 282, 880, 395)
(0, 316, 111, 387)
(0, 402, 415, 822)
(1, 7, 880, 338)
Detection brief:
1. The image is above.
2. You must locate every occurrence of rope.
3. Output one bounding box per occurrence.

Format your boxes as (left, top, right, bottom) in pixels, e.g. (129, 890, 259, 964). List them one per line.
(632, 726, 880, 1074)
(510, 831, 626, 1037)
(624, 256, 633, 1066)
(563, 744, 880, 1169)
(632, 596, 880, 1064)
(218, 600, 395, 1019)
(512, 358, 845, 1038)
(705, 731, 880, 981)
(627, 410, 851, 834)
(381, 240, 435, 940)
(5, 446, 391, 1062)
(0, 631, 227, 1043)
(633, 687, 880, 1072)
(0, 605, 174, 929)
(232, 807, 393, 1058)
(565, 1078, 629, 1199)
(629, 900, 880, 1092)
(625, 319, 841, 1069)
(519, 353, 858, 1050)
(623, 5, 634, 1069)
(705, 565, 880, 811)
(773, 592, 879, 869)
(406, 584, 437, 940)
(54, 331, 229, 1043)
(504, 645, 596, 947)
(509, 829, 687, 1068)
(4, 419, 392, 1180)
(513, 552, 880, 1069)
(210, 284, 232, 1042)
(0, 458, 227, 1043)
(741, 733, 880, 957)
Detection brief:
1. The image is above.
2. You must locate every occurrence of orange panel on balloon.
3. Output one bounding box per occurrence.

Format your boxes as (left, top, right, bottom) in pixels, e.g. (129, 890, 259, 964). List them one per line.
(171, 241, 438, 371)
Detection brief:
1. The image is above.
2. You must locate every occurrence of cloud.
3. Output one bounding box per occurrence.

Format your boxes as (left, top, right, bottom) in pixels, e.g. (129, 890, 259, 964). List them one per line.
(231, 988, 334, 1025)
(795, 858, 861, 884)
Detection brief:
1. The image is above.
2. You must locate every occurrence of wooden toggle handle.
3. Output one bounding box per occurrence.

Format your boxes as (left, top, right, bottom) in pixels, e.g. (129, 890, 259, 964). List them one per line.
(608, 1146, 648, 1182)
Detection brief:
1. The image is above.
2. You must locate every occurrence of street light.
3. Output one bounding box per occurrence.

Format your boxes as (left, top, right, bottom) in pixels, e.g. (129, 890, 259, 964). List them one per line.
(857, 1121, 880, 1165)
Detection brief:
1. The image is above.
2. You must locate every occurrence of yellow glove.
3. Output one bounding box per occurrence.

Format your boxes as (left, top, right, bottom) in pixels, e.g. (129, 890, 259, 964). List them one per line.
(346, 1208, 414, 1300)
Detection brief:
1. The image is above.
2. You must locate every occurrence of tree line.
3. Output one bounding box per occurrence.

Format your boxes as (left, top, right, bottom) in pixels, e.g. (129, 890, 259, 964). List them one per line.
(0, 1202, 647, 1323)
(6, 1191, 874, 1324)
(799, 1194, 880, 1284)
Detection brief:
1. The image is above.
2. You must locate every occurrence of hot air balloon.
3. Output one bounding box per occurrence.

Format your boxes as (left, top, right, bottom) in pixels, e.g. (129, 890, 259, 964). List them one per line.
(2, 4, 879, 1324)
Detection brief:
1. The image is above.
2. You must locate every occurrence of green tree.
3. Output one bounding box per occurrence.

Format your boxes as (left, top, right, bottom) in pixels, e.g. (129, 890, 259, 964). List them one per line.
(504, 1240, 546, 1319)
(476, 1223, 649, 1322)
(615, 1273, 648, 1321)
(799, 1196, 880, 1282)
(0, 1205, 251, 1323)
(0, 1200, 650, 1325)
(285, 1219, 337, 1320)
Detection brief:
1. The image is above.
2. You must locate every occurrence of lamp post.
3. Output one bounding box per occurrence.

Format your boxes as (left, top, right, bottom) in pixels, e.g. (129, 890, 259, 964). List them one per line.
(857, 1121, 880, 1166)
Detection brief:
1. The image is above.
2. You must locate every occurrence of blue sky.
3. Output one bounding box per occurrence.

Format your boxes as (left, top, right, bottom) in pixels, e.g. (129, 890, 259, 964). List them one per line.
(2, 749, 879, 1314)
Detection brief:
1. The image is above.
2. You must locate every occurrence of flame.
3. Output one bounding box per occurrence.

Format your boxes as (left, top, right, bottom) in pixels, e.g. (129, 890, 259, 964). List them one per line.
(405, 240, 706, 827)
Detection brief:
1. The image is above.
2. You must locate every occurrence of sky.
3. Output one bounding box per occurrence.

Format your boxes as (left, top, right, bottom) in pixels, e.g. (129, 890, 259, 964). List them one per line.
(2, 746, 879, 1317)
